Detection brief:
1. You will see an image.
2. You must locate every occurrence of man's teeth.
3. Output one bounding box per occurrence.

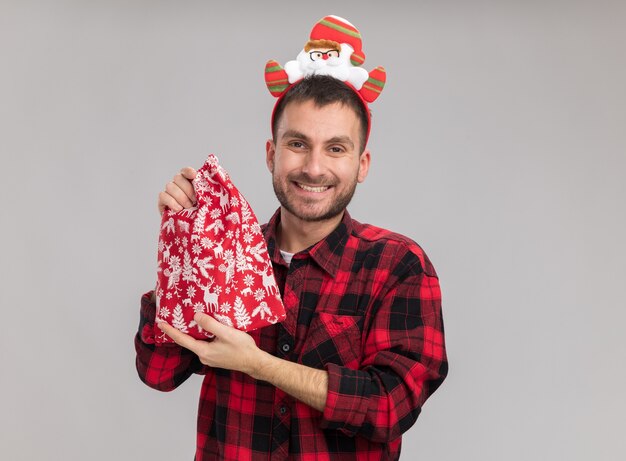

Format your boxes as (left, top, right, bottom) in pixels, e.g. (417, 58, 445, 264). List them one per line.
(297, 183, 329, 192)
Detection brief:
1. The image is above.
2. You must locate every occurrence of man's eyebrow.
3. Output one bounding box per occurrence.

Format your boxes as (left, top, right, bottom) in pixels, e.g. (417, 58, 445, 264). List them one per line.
(327, 136, 354, 149)
(281, 130, 310, 141)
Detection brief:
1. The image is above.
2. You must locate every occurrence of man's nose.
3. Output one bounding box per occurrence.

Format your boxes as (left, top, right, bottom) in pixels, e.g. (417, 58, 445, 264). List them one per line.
(322, 53, 329, 60)
(302, 149, 324, 177)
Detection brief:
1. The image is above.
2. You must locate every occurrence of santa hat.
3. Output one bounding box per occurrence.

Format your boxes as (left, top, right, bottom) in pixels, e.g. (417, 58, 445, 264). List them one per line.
(152, 155, 286, 344)
(309, 15, 365, 66)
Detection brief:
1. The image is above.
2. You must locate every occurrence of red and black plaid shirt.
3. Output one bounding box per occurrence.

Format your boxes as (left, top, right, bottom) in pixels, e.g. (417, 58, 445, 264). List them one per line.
(135, 209, 447, 461)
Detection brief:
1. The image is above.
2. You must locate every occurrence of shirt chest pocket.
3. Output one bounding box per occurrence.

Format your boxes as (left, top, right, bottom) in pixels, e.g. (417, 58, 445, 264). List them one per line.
(299, 312, 362, 370)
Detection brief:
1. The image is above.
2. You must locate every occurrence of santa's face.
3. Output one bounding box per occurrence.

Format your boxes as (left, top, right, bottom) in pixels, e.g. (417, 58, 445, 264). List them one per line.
(296, 44, 354, 78)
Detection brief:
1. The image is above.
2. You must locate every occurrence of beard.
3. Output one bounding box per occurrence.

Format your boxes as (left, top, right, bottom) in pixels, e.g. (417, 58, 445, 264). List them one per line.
(272, 171, 358, 222)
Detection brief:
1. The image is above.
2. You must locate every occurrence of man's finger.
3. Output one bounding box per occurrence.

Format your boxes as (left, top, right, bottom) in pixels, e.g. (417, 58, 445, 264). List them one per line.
(158, 191, 183, 214)
(178, 167, 198, 204)
(165, 181, 195, 209)
(174, 174, 196, 202)
(180, 167, 197, 180)
(158, 321, 202, 354)
(194, 313, 230, 337)
(172, 173, 197, 206)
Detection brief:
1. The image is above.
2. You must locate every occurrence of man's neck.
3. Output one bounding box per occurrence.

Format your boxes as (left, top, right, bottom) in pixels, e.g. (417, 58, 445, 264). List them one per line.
(276, 208, 344, 254)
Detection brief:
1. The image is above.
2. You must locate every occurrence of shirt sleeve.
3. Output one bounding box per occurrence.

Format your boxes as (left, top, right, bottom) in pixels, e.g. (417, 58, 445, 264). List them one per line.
(134, 290, 207, 392)
(320, 252, 448, 442)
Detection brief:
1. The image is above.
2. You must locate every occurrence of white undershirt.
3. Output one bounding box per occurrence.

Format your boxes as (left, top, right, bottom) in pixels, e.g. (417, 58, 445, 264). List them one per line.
(280, 250, 294, 266)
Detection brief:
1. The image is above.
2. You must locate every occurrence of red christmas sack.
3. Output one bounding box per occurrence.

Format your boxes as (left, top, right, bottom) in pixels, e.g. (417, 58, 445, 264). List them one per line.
(153, 154, 285, 344)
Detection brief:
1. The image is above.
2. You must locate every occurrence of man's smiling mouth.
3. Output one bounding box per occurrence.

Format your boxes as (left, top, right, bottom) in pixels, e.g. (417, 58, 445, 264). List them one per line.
(295, 182, 331, 193)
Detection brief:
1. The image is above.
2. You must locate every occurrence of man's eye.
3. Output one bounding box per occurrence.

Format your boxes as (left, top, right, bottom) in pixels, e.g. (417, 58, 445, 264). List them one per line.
(290, 141, 305, 148)
(328, 50, 339, 58)
(329, 146, 344, 153)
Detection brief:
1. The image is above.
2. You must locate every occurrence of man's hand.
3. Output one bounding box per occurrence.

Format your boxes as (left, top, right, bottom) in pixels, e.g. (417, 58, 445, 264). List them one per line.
(158, 313, 265, 376)
(158, 167, 198, 215)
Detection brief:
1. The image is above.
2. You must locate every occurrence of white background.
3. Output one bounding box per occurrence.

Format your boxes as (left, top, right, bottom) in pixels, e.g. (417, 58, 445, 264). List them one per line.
(1, 1, 625, 459)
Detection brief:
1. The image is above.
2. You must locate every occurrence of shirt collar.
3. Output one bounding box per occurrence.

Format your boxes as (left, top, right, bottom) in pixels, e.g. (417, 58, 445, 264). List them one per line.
(264, 208, 353, 278)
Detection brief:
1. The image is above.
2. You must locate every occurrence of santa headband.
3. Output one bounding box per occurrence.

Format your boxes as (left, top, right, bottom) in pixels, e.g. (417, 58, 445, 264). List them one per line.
(264, 15, 386, 146)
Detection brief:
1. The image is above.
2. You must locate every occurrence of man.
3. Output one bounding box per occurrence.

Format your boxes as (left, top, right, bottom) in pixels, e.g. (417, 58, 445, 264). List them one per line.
(135, 75, 447, 460)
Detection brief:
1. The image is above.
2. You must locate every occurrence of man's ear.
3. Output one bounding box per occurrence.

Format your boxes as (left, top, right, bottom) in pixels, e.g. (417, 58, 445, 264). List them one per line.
(357, 149, 371, 183)
(266, 139, 276, 173)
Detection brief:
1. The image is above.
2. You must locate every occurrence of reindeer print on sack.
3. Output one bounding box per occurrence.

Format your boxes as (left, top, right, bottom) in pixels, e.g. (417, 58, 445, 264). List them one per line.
(154, 154, 286, 344)
(198, 277, 219, 313)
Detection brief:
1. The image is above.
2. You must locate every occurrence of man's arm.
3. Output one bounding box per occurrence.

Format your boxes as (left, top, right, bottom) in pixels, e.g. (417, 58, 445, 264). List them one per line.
(158, 313, 328, 411)
(252, 350, 328, 412)
(320, 258, 448, 442)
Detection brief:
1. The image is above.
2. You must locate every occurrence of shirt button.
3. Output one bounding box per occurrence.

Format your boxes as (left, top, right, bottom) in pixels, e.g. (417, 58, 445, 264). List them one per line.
(279, 406, 287, 415)
(281, 343, 290, 353)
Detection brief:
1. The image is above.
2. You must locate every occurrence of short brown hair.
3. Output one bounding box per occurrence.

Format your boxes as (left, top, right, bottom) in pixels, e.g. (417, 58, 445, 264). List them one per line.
(271, 75, 370, 152)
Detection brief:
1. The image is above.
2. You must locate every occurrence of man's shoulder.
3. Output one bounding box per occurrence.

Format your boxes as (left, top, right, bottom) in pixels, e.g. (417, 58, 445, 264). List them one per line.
(349, 218, 438, 278)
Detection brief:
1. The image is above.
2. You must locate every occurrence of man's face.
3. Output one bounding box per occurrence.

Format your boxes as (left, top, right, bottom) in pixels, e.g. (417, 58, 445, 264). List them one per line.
(266, 100, 370, 223)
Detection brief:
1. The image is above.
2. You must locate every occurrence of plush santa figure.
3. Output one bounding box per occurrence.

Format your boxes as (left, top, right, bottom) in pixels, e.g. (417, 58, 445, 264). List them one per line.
(265, 15, 386, 103)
